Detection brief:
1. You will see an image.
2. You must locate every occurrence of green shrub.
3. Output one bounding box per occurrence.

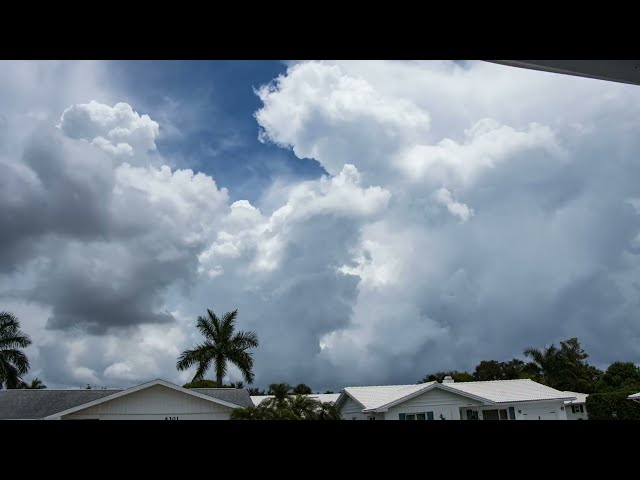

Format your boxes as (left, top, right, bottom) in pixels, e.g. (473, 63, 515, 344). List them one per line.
(586, 390, 640, 420)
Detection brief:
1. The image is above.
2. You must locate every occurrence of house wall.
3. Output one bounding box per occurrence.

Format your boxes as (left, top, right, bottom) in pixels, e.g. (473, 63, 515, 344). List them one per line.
(339, 396, 369, 420)
(384, 388, 484, 420)
(565, 403, 588, 420)
(510, 401, 567, 420)
(60, 385, 234, 420)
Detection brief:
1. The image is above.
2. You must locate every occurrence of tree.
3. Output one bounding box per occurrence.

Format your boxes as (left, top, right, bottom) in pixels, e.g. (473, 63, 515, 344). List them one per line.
(0, 312, 32, 389)
(263, 383, 293, 410)
(248, 387, 267, 395)
(473, 359, 540, 381)
(524, 338, 601, 392)
(176, 309, 259, 387)
(472, 361, 503, 381)
(18, 377, 46, 389)
(313, 401, 343, 420)
(595, 362, 640, 393)
(293, 383, 313, 395)
(231, 384, 342, 420)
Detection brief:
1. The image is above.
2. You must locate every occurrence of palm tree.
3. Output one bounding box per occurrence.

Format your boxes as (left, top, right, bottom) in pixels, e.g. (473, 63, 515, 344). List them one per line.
(0, 312, 32, 389)
(18, 377, 46, 389)
(288, 394, 321, 419)
(176, 309, 259, 387)
(523, 344, 562, 387)
(263, 383, 292, 409)
(314, 401, 343, 420)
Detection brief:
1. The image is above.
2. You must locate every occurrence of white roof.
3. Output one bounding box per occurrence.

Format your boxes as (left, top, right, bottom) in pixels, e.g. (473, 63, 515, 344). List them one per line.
(343, 383, 436, 411)
(563, 391, 589, 404)
(628, 392, 640, 400)
(251, 393, 340, 406)
(444, 379, 576, 404)
(340, 379, 576, 412)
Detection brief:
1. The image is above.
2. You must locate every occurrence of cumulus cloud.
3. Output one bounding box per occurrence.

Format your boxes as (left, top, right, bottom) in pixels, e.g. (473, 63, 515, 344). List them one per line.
(255, 62, 431, 178)
(59, 101, 160, 157)
(3, 60, 640, 391)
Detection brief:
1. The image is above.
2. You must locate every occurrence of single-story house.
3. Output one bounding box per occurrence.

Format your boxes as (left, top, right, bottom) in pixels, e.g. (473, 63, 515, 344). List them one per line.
(335, 377, 576, 420)
(629, 392, 640, 403)
(563, 391, 589, 420)
(251, 393, 340, 406)
(0, 379, 253, 420)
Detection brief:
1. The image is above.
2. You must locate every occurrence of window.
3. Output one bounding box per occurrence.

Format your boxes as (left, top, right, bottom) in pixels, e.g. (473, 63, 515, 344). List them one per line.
(572, 405, 584, 414)
(399, 411, 434, 420)
(368, 416, 376, 420)
(482, 409, 511, 420)
(466, 409, 479, 420)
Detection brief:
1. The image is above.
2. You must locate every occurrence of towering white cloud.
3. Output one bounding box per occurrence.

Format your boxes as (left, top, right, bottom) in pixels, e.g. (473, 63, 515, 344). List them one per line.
(3, 60, 640, 391)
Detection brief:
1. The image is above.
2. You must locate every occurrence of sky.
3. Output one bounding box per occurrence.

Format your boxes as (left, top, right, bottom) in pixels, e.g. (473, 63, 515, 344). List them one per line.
(1, 60, 640, 391)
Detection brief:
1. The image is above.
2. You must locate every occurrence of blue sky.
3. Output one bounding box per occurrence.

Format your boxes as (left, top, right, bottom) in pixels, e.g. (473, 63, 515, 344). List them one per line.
(2, 60, 640, 390)
(106, 60, 325, 202)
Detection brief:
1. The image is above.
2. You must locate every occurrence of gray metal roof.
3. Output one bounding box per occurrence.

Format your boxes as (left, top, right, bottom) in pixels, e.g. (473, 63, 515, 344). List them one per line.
(192, 388, 254, 408)
(0, 389, 122, 419)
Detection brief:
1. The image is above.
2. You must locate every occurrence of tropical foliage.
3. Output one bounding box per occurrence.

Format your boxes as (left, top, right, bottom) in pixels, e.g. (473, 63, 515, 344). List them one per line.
(0, 312, 32, 389)
(585, 390, 640, 420)
(17, 377, 46, 389)
(231, 382, 342, 420)
(177, 309, 259, 386)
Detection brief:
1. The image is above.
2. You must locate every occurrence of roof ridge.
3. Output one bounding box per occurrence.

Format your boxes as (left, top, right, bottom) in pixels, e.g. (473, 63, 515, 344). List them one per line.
(449, 378, 534, 385)
(346, 383, 432, 389)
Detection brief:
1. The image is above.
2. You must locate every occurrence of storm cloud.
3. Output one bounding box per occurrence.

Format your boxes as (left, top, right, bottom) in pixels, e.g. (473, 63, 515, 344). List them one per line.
(1, 60, 640, 390)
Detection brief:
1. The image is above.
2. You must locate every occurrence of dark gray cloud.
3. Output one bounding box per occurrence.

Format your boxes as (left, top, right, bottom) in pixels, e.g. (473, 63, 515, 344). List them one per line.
(3, 60, 640, 392)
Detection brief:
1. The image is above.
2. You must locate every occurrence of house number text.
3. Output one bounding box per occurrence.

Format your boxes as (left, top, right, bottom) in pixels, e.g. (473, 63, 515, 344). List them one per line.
(165, 416, 179, 420)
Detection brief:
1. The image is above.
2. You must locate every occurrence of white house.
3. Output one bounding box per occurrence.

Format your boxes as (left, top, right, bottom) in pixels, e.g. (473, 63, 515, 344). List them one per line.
(335, 377, 576, 420)
(563, 391, 589, 420)
(0, 379, 253, 420)
(628, 392, 640, 403)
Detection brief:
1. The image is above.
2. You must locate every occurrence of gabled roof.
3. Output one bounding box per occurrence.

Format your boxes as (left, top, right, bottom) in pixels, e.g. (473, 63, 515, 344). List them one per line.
(338, 379, 576, 413)
(250, 393, 340, 406)
(0, 389, 122, 420)
(628, 392, 640, 402)
(444, 379, 576, 404)
(43, 379, 245, 419)
(562, 391, 589, 405)
(342, 383, 436, 411)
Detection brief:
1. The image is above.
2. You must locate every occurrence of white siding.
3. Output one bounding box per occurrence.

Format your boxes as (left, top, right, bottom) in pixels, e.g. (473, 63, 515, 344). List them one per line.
(62, 385, 233, 420)
(339, 396, 369, 420)
(516, 400, 567, 420)
(385, 388, 484, 420)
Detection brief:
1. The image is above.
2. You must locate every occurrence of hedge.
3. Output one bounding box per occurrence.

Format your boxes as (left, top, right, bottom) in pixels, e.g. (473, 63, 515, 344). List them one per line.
(585, 390, 640, 420)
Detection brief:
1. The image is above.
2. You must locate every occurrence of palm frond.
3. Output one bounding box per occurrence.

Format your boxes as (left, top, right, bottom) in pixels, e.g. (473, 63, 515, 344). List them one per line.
(220, 310, 238, 341)
(207, 309, 222, 338)
(176, 345, 207, 371)
(1, 349, 30, 375)
(232, 330, 259, 349)
(196, 315, 218, 342)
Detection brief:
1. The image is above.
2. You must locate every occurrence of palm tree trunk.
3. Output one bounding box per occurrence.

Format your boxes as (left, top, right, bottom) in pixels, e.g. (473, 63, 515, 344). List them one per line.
(217, 372, 223, 388)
